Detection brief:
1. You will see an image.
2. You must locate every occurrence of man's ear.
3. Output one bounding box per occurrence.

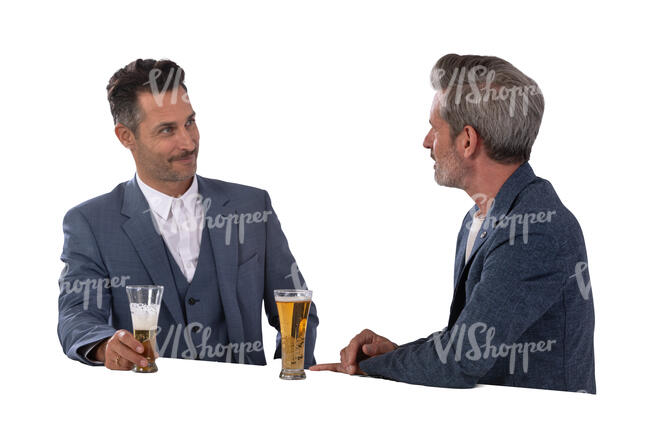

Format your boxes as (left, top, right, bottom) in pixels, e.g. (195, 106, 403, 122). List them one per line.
(114, 124, 136, 151)
(458, 125, 481, 159)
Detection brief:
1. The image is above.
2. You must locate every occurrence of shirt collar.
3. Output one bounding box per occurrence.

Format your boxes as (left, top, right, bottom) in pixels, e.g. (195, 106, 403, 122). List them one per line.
(136, 173, 199, 221)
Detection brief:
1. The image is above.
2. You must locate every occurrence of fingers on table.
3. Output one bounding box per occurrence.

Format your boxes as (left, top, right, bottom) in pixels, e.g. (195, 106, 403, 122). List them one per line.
(309, 363, 347, 373)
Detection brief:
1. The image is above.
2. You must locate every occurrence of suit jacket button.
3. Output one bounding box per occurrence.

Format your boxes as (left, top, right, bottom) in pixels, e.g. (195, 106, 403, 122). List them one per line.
(188, 297, 196, 305)
(480, 231, 487, 238)
(191, 325, 200, 333)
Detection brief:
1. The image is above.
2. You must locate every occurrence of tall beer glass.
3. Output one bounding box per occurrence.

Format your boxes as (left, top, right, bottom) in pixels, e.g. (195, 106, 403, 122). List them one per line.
(274, 289, 312, 380)
(126, 285, 164, 373)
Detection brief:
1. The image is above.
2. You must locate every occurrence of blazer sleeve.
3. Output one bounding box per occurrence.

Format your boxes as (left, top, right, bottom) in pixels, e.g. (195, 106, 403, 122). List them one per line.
(261, 190, 319, 368)
(359, 231, 564, 387)
(57, 207, 116, 365)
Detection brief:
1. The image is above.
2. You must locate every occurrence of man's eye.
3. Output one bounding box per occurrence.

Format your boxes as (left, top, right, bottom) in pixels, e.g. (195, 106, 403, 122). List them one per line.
(185, 119, 195, 127)
(161, 127, 172, 134)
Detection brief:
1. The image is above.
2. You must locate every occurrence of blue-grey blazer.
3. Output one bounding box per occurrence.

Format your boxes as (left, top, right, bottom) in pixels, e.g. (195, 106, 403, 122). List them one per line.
(58, 175, 318, 366)
(360, 163, 596, 393)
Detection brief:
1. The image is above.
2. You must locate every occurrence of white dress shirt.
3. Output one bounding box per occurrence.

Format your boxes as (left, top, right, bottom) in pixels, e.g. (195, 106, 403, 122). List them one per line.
(136, 173, 205, 283)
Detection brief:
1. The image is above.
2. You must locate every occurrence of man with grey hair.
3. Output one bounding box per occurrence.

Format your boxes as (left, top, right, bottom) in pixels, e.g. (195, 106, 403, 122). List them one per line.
(311, 54, 596, 393)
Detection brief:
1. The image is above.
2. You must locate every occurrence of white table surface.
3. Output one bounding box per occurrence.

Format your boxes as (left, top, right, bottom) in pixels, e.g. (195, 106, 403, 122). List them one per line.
(6, 354, 639, 444)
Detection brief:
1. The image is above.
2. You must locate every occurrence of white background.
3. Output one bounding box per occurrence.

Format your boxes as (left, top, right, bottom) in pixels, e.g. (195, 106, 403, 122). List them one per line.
(1, 0, 647, 443)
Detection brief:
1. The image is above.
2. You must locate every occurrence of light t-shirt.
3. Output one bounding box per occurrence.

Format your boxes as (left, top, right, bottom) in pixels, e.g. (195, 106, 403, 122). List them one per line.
(465, 212, 486, 264)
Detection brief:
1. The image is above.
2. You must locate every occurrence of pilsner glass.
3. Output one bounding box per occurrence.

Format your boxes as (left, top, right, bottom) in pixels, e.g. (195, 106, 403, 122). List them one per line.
(274, 289, 312, 380)
(126, 285, 164, 373)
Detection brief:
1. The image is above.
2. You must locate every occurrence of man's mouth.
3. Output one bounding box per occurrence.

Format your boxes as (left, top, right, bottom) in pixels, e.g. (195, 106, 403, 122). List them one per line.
(173, 153, 196, 163)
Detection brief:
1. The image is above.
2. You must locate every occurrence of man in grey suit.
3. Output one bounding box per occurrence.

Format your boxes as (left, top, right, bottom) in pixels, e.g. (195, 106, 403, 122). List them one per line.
(311, 54, 595, 393)
(58, 59, 318, 370)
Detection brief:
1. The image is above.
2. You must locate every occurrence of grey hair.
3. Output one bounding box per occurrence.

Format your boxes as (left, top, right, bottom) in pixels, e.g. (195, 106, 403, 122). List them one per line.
(430, 54, 544, 164)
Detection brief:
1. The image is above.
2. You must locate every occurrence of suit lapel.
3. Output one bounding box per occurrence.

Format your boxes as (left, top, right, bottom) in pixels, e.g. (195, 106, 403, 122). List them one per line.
(447, 162, 539, 328)
(121, 176, 185, 326)
(464, 209, 496, 268)
(448, 207, 498, 328)
(453, 211, 472, 289)
(453, 162, 539, 292)
(197, 176, 245, 346)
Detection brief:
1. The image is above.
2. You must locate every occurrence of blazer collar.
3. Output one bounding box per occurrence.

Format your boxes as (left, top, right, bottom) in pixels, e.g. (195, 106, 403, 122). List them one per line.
(135, 173, 200, 221)
(121, 174, 230, 217)
(484, 161, 537, 223)
(453, 162, 538, 287)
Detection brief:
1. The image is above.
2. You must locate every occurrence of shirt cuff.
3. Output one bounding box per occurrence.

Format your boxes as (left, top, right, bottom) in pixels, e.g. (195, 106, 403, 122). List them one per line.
(77, 339, 107, 365)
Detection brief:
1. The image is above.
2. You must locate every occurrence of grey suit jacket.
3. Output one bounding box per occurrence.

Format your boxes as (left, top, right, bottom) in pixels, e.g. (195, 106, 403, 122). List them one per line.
(58, 175, 318, 366)
(360, 163, 596, 393)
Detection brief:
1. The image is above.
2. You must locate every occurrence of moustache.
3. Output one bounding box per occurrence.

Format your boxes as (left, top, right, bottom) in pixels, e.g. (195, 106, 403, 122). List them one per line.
(170, 148, 198, 162)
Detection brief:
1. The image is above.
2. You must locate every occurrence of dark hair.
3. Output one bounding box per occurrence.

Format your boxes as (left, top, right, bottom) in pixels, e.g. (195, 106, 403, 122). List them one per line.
(106, 59, 187, 134)
(431, 54, 544, 164)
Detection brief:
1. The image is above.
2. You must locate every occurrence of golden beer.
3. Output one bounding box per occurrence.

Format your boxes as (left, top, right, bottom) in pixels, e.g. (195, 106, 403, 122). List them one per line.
(133, 329, 158, 373)
(275, 290, 312, 380)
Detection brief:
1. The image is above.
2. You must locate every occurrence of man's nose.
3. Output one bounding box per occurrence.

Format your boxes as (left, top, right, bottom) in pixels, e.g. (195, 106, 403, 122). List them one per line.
(177, 126, 195, 150)
(423, 130, 433, 149)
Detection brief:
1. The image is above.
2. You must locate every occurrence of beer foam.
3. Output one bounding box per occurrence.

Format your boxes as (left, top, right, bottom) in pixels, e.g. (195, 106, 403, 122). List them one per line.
(130, 303, 160, 330)
(275, 296, 312, 302)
